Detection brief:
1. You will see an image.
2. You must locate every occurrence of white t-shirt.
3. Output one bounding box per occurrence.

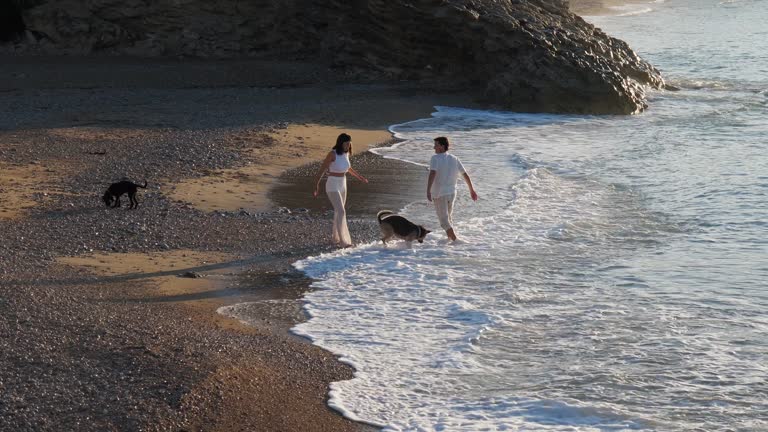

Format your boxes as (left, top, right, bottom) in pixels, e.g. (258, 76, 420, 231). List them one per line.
(429, 152, 466, 198)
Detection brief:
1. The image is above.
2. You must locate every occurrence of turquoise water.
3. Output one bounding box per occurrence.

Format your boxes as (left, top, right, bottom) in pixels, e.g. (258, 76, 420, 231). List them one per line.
(232, 1, 768, 430)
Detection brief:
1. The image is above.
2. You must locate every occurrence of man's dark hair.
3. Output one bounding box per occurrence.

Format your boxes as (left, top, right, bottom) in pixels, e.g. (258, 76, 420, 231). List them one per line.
(434, 136, 449, 150)
(333, 133, 352, 155)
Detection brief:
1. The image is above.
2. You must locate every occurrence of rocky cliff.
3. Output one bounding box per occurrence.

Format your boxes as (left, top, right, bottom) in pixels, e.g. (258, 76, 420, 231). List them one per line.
(3, 0, 664, 114)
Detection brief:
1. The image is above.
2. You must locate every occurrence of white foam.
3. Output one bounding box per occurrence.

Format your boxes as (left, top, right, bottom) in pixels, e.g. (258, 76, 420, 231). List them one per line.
(290, 92, 768, 429)
(613, 6, 653, 17)
(291, 107, 675, 429)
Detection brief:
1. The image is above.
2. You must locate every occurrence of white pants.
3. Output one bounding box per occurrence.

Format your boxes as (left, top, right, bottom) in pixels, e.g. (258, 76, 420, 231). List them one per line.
(433, 193, 455, 231)
(326, 176, 351, 246)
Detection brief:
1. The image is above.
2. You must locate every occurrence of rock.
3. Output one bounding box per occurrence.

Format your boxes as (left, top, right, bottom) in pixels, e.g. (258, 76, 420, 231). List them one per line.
(9, 0, 662, 113)
(0, 0, 26, 42)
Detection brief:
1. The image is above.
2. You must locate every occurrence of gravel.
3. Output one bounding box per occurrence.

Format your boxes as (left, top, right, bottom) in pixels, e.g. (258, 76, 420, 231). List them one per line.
(0, 61, 447, 429)
(0, 86, 387, 431)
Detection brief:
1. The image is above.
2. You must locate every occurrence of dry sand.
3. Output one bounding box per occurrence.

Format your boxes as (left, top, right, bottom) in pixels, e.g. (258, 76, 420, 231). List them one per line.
(0, 161, 73, 219)
(0, 56, 473, 431)
(57, 249, 238, 302)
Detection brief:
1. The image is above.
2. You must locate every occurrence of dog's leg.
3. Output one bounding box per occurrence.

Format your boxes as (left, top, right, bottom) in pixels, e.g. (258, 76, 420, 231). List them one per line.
(380, 230, 391, 245)
(114, 196, 121, 207)
(129, 192, 136, 209)
(380, 226, 394, 246)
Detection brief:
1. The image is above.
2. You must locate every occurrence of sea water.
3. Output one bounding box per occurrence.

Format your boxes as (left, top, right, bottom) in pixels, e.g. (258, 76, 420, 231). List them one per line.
(270, 0, 767, 430)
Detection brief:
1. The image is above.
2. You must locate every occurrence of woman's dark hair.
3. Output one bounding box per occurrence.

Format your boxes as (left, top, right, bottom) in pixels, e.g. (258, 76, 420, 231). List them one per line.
(434, 136, 449, 150)
(333, 133, 352, 155)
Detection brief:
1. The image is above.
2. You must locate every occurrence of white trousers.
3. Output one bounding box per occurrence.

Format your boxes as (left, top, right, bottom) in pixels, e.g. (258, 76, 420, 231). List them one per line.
(326, 176, 351, 246)
(433, 193, 455, 231)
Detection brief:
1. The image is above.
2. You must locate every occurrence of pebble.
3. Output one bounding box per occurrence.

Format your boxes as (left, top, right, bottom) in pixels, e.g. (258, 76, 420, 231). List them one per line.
(0, 80, 394, 432)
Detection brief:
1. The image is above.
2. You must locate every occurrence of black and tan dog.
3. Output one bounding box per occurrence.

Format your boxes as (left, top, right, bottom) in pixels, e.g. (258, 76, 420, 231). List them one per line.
(377, 210, 431, 244)
(102, 180, 147, 209)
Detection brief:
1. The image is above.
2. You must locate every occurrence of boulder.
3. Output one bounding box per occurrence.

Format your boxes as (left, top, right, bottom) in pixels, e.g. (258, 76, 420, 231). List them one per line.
(0, 0, 26, 42)
(9, 0, 664, 114)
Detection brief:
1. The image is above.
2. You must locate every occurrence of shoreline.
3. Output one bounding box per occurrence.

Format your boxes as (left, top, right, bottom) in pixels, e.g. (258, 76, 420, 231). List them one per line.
(0, 56, 468, 430)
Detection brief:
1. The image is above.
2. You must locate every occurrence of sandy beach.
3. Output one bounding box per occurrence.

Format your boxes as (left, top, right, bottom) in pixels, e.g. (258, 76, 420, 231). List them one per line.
(0, 56, 474, 431)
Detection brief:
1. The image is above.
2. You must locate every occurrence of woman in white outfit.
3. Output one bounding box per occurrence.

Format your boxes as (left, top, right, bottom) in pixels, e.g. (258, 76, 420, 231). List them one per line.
(313, 133, 368, 247)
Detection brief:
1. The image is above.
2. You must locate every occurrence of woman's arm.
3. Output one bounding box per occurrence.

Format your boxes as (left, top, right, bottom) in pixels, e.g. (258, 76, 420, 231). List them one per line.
(347, 166, 368, 183)
(314, 152, 335, 197)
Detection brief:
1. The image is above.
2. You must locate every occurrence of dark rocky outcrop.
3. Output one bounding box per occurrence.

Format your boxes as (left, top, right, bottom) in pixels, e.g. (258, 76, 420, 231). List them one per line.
(5, 0, 664, 114)
(0, 0, 26, 42)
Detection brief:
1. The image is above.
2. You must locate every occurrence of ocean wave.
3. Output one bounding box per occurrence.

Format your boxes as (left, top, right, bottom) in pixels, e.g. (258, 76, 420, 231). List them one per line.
(665, 78, 768, 96)
(613, 6, 654, 17)
(666, 78, 732, 90)
(291, 46, 768, 428)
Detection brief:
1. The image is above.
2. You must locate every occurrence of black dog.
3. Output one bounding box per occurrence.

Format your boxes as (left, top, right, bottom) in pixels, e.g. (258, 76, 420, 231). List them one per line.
(102, 180, 147, 209)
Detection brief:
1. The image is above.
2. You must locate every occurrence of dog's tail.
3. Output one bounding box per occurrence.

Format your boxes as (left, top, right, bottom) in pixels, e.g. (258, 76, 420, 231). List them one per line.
(377, 210, 394, 223)
(138, 180, 148, 188)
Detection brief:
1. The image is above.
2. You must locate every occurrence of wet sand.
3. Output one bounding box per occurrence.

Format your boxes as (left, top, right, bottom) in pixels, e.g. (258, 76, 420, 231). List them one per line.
(0, 56, 472, 431)
(169, 125, 395, 213)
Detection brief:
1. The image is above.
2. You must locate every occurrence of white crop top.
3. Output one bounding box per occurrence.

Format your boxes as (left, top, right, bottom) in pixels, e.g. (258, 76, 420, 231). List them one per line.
(329, 152, 351, 173)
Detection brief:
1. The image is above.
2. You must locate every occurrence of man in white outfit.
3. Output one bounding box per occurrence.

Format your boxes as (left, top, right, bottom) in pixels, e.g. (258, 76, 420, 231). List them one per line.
(427, 136, 478, 241)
